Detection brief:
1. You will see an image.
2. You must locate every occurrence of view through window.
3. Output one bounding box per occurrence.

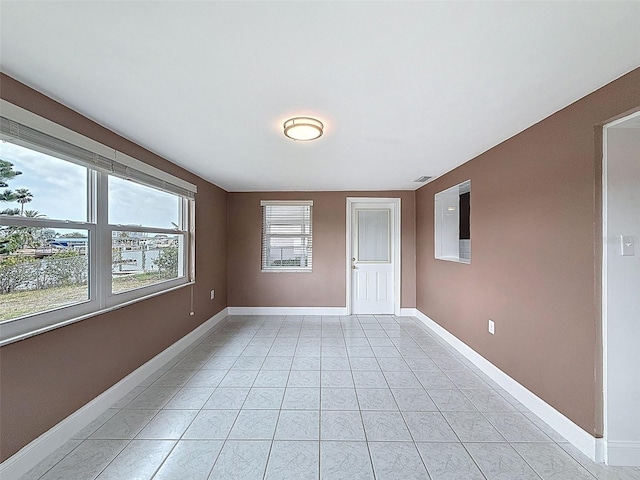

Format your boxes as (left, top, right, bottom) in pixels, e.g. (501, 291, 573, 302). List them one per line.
(109, 177, 184, 294)
(0, 133, 192, 333)
(0, 143, 90, 321)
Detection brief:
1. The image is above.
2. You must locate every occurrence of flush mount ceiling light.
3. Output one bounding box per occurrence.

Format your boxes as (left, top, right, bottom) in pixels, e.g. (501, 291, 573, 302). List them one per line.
(283, 117, 323, 141)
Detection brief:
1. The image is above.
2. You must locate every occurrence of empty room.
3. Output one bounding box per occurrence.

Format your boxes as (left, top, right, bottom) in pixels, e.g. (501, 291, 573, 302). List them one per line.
(1, 1, 639, 479)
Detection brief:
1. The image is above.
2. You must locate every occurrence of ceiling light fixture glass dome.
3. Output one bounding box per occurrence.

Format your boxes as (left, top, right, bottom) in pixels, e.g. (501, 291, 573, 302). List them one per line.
(283, 117, 324, 141)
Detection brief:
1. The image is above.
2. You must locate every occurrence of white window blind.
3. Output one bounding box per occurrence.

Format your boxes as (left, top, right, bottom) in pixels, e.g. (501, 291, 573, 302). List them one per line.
(261, 200, 313, 272)
(0, 101, 196, 199)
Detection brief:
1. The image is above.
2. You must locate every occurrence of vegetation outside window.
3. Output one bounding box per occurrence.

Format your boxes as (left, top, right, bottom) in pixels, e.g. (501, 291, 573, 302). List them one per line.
(0, 148, 91, 321)
(108, 177, 186, 294)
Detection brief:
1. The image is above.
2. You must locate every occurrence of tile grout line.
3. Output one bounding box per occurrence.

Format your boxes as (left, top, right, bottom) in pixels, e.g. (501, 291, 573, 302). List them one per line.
(261, 314, 298, 480)
(403, 316, 497, 480)
(358, 315, 385, 480)
(156, 314, 235, 479)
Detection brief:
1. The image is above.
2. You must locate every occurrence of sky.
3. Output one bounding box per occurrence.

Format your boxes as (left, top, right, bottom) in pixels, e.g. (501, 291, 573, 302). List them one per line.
(1, 141, 180, 229)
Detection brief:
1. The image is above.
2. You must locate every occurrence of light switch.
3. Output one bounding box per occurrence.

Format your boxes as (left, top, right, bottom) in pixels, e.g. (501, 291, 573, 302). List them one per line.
(621, 235, 635, 256)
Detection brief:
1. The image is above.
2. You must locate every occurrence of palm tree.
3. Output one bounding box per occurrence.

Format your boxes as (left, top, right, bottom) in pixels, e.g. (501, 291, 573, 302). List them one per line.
(0, 189, 15, 202)
(14, 188, 33, 215)
(0, 159, 22, 188)
(24, 210, 45, 218)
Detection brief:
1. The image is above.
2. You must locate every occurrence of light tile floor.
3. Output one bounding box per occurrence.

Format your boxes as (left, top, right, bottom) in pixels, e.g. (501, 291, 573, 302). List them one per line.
(20, 315, 640, 480)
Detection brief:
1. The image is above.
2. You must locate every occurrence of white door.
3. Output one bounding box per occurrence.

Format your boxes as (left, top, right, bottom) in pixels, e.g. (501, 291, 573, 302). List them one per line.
(349, 200, 399, 314)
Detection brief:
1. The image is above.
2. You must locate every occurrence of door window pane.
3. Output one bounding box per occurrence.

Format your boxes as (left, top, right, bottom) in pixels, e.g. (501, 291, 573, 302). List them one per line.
(0, 228, 89, 321)
(357, 209, 390, 262)
(112, 231, 184, 294)
(109, 176, 180, 229)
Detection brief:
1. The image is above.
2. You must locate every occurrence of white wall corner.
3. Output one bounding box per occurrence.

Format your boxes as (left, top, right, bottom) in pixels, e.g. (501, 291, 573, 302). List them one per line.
(411, 309, 601, 463)
(227, 306, 348, 316)
(606, 441, 640, 467)
(0, 307, 230, 480)
(596, 438, 607, 464)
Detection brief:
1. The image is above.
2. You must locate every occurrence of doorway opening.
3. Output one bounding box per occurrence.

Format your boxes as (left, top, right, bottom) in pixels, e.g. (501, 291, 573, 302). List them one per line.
(602, 110, 640, 466)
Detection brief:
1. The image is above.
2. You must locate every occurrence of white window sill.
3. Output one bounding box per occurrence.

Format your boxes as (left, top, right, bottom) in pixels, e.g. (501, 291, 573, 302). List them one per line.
(0, 281, 194, 347)
(435, 256, 471, 264)
(261, 269, 313, 273)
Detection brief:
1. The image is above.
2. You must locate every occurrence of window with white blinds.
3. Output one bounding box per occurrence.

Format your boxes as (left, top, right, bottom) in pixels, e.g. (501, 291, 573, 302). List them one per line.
(261, 200, 313, 272)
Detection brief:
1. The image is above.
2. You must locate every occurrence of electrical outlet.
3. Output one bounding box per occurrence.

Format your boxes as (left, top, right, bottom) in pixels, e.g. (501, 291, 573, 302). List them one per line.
(210, 290, 215, 300)
(488, 319, 495, 335)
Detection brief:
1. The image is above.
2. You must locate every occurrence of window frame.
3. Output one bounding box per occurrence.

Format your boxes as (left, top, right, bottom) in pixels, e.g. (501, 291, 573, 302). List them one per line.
(104, 174, 191, 304)
(0, 100, 196, 346)
(261, 200, 313, 273)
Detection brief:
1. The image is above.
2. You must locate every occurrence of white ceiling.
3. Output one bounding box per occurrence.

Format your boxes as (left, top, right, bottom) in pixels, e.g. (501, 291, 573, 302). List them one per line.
(1, 1, 639, 192)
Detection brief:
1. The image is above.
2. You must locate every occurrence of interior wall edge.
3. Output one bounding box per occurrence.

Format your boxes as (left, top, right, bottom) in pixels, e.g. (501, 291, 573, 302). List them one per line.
(594, 105, 640, 438)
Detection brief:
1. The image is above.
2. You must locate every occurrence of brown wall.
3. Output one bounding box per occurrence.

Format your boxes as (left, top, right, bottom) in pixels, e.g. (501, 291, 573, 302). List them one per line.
(0, 74, 229, 461)
(228, 191, 416, 309)
(415, 68, 640, 436)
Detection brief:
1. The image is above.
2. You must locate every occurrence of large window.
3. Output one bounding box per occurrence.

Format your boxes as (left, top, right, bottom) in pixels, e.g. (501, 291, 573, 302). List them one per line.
(261, 200, 313, 272)
(0, 100, 196, 345)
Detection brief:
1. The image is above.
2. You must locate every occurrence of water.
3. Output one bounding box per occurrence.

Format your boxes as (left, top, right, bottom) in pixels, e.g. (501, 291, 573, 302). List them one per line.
(113, 249, 162, 273)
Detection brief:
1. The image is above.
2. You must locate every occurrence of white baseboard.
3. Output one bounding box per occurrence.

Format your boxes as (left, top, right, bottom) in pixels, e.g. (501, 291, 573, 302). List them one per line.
(400, 308, 417, 316)
(606, 441, 640, 466)
(410, 308, 602, 463)
(0, 307, 229, 480)
(227, 306, 348, 316)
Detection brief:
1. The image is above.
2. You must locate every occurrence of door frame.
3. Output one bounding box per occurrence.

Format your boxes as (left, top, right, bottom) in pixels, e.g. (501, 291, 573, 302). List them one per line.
(346, 197, 401, 316)
(601, 109, 640, 465)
